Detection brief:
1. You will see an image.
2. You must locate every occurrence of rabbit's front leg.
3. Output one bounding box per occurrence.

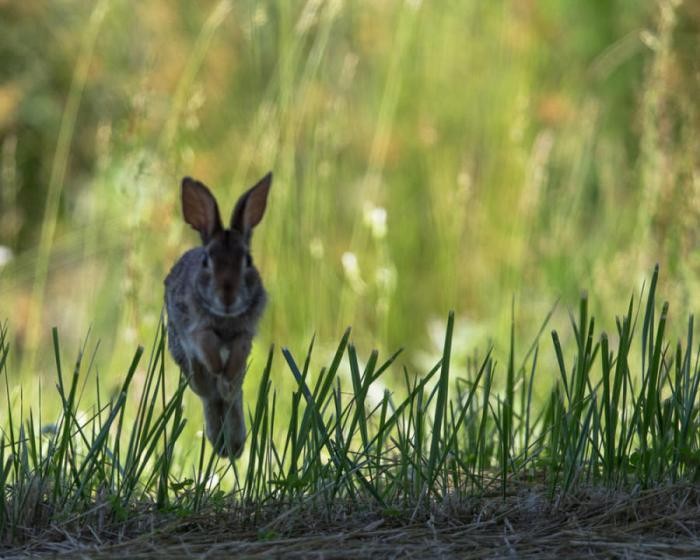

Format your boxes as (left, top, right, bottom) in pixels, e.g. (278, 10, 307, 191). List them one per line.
(190, 329, 224, 375)
(188, 360, 219, 399)
(223, 393, 246, 458)
(202, 397, 226, 452)
(217, 335, 252, 402)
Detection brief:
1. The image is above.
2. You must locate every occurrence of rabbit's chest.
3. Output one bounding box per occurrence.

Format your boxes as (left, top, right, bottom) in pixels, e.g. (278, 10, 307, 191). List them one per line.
(211, 322, 249, 343)
(181, 314, 248, 355)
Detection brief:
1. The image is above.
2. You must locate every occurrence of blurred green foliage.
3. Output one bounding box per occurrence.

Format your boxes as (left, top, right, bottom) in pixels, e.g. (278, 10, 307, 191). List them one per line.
(0, 0, 699, 407)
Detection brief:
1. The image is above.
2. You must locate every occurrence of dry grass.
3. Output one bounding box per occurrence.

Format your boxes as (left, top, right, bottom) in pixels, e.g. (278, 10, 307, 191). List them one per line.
(4, 483, 700, 559)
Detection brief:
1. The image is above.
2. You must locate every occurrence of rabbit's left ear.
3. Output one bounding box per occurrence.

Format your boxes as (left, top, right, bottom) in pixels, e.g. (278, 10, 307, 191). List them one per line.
(181, 177, 223, 244)
(231, 172, 272, 237)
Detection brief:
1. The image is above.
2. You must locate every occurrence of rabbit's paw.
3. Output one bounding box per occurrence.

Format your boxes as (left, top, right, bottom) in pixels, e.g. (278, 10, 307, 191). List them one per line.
(223, 402, 246, 458)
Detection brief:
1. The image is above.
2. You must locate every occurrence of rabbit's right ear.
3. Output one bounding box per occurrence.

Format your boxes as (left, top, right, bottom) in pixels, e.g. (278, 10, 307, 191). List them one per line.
(181, 177, 223, 244)
(230, 172, 272, 239)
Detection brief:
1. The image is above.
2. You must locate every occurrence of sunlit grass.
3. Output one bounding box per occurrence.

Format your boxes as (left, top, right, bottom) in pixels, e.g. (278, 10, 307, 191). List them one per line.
(1, 2, 698, 393)
(3, 267, 700, 549)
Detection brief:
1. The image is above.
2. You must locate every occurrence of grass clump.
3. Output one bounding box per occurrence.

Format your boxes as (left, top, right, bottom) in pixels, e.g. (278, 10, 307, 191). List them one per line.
(2, 267, 700, 555)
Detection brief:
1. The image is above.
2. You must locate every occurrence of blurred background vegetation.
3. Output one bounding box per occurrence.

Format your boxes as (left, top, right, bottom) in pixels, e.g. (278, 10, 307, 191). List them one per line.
(0, 0, 699, 427)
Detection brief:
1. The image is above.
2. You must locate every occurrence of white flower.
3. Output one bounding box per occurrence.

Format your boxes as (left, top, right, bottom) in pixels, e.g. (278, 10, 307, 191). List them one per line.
(341, 251, 358, 274)
(363, 204, 387, 239)
(342, 251, 365, 293)
(375, 266, 396, 293)
(0, 246, 12, 267)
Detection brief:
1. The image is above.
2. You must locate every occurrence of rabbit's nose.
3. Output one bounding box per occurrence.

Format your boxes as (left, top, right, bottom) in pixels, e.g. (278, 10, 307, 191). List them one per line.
(222, 283, 234, 304)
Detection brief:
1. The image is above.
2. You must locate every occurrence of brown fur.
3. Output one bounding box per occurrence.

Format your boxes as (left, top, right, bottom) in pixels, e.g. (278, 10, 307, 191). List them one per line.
(164, 173, 272, 458)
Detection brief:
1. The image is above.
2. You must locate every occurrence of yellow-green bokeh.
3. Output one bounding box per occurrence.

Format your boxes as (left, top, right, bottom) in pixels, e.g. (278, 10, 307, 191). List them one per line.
(0, 1, 699, 439)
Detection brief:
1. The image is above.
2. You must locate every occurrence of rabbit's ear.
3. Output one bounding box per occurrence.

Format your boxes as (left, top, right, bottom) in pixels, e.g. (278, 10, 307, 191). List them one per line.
(181, 177, 223, 244)
(231, 172, 272, 238)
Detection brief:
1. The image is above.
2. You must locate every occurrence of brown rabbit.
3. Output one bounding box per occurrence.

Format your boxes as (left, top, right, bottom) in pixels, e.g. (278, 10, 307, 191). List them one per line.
(165, 173, 272, 457)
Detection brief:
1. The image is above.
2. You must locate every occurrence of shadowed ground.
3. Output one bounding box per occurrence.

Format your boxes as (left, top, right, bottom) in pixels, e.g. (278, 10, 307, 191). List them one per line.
(5, 485, 700, 559)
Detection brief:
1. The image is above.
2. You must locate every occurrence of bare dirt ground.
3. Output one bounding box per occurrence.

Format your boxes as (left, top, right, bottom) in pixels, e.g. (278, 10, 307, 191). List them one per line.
(4, 484, 700, 559)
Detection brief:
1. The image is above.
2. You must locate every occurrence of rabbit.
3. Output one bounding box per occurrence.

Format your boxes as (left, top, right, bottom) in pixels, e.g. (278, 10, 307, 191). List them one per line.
(165, 172, 272, 458)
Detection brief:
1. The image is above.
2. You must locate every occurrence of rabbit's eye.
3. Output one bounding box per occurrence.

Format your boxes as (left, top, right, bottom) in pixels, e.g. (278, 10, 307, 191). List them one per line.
(202, 254, 209, 268)
(246, 253, 252, 267)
